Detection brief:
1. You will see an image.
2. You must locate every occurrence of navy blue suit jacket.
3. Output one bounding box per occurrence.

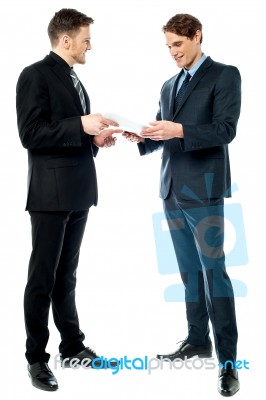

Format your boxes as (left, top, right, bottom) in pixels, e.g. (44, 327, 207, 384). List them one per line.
(139, 56, 241, 201)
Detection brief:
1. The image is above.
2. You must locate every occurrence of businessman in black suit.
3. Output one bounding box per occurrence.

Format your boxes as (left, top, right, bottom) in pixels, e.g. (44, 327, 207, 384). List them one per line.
(16, 8, 121, 391)
(124, 14, 241, 397)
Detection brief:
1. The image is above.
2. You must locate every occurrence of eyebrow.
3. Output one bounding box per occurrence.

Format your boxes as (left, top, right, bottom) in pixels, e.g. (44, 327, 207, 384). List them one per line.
(166, 41, 183, 47)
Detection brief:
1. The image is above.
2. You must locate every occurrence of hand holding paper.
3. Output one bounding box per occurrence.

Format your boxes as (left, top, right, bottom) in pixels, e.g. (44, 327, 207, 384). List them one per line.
(93, 127, 123, 148)
(81, 113, 120, 135)
(104, 113, 149, 136)
(140, 120, 184, 140)
(122, 131, 145, 144)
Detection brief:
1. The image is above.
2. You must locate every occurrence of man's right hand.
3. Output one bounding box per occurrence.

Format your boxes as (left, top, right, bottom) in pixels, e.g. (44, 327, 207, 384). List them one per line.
(81, 113, 119, 135)
(122, 132, 145, 143)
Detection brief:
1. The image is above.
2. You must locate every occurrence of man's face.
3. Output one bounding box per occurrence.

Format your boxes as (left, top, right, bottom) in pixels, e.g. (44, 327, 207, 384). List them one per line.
(68, 26, 91, 65)
(165, 30, 202, 70)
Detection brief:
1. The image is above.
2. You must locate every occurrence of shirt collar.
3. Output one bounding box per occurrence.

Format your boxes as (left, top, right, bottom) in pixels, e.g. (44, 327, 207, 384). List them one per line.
(184, 53, 207, 78)
(49, 51, 72, 74)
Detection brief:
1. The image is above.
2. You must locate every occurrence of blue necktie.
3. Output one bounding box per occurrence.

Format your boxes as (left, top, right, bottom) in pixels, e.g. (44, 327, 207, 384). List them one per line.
(174, 72, 191, 112)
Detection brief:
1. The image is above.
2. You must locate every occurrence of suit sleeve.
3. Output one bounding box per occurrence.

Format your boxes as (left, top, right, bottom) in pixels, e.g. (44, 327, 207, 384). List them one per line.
(16, 66, 83, 149)
(181, 66, 241, 151)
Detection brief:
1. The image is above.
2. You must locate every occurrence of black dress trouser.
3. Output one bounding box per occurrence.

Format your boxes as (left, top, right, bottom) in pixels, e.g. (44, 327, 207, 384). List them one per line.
(24, 210, 89, 364)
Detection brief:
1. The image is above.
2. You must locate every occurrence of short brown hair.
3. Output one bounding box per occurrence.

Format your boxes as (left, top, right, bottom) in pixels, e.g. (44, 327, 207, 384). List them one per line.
(163, 14, 203, 43)
(48, 8, 94, 46)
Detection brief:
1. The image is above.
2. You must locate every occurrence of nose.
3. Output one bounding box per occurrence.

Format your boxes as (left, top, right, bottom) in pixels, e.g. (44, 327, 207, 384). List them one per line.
(170, 47, 178, 58)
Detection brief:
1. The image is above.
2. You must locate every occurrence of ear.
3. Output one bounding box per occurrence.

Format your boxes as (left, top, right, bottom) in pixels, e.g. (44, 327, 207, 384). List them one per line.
(61, 34, 72, 49)
(194, 30, 202, 44)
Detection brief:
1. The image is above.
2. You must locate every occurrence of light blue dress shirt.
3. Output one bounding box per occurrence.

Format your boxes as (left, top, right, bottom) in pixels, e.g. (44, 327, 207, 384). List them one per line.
(176, 53, 207, 93)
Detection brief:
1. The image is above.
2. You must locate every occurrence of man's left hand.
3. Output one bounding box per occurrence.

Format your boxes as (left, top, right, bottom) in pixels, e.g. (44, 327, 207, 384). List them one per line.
(140, 120, 184, 141)
(93, 128, 123, 148)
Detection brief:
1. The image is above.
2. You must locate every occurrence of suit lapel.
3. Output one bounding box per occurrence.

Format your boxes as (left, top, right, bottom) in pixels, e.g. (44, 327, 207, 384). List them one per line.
(52, 63, 85, 115)
(172, 57, 213, 120)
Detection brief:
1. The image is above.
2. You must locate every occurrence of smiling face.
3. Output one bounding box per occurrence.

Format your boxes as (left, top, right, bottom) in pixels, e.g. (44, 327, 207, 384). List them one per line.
(68, 26, 91, 65)
(165, 30, 202, 70)
(53, 25, 92, 67)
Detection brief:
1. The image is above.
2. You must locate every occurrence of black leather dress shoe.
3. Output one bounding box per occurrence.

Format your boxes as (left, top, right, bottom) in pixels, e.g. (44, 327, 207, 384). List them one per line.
(61, 347, 119, 369)
(218, 366, 240, 397)
(28, 362, 58, 391)
(157, 340, 213, 361)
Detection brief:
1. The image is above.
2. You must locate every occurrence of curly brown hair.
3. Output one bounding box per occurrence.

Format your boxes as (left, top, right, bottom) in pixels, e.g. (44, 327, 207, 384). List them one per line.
(162, 14, 203, 43)
(48, 8, 94, 46)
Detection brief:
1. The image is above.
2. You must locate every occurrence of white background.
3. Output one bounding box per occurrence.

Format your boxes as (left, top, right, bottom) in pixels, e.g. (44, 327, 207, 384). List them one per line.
(0, 0, 264, 398)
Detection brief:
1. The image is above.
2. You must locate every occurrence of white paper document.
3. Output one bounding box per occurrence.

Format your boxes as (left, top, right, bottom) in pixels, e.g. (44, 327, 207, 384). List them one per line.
(104, 112, 149, 136)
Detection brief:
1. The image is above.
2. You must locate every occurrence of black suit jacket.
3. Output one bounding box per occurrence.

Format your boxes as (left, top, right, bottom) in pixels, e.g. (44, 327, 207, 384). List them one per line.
(16, 52, 98, 211)
(139, 57, 241, 200)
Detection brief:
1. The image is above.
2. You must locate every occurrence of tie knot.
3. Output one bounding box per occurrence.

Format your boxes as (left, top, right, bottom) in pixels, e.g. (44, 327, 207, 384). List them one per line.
(70, 70, 78, 81)
(184, 72, 191, 82)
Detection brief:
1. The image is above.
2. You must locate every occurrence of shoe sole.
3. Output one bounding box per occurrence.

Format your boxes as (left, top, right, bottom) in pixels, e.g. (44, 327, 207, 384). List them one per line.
(218, 388, 240, 397)
(157, 352, 213, 361)
(198, 352, 212, 359)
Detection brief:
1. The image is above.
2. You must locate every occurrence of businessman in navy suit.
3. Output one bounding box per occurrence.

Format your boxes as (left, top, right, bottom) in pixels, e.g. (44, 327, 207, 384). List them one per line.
(16, 8, 121, 391)
(124, 14, 241, 396)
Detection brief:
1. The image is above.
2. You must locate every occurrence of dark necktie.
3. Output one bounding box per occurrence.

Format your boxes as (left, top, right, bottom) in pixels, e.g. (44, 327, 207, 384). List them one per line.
(174, 72, 191, 112)
(70, 69, 87, 115)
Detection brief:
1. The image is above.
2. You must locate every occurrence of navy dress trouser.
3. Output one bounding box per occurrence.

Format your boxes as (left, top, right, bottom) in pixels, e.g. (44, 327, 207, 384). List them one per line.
(163, 189, 238, 363)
